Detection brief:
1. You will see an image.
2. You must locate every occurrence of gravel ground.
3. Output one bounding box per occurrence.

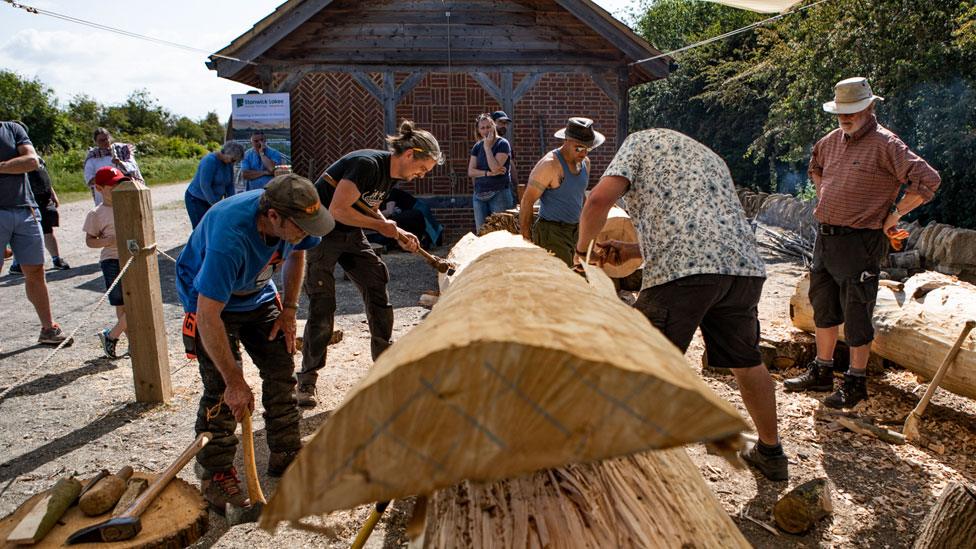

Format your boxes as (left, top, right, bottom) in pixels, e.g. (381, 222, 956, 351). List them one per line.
(1, 185, 974, 547)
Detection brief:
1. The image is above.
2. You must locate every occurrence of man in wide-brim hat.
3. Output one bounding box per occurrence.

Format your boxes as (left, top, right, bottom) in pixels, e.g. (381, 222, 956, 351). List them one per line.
(785, 77, 942, 409)
(519, 117, 605, 267)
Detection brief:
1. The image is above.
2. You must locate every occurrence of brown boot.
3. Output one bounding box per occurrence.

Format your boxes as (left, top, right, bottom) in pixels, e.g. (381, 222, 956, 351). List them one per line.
(268, 450, 300, 477)
(202, 467, 250, 511)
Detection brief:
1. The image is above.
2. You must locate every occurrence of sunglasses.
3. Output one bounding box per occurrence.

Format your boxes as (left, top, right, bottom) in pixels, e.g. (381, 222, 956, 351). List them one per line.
(573, 145, 593, 153)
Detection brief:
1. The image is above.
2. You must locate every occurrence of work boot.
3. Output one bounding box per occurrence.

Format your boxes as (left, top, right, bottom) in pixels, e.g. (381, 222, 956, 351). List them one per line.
(740, 440, 789, 482)
(824, 373, 868, 409)
(296, 383, 317, 407)
(201, 467, 250, 511)
(38, 324, 73, 346)
(267, 450, 299, 477)
(784, 361, 834, 392)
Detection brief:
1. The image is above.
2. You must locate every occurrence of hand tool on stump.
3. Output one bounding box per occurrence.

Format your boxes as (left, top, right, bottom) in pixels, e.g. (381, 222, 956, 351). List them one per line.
(322, 173, 455, 275)
(79, 465, 133, 516)
(65, 432, 211, 544)
(350, 501, 389, 549)
(903, 319, 976, 441)
(225, 409, 266, 525)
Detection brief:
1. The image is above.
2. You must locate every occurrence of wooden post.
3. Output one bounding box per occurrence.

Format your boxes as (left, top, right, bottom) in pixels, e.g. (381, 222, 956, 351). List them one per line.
(113, 180, 172, 403)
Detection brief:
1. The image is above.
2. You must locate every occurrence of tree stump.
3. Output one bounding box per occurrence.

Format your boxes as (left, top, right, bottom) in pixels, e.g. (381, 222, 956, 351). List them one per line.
(913, 482, 976, 548)
(0, 473, 207, 549)
(773, 478, 832, 534)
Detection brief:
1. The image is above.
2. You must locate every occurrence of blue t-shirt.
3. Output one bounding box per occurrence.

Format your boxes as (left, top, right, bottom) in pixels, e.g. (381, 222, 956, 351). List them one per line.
(470, 138, 512, 194)
(186, 152, 235, 205)
(0, 121, 36, 208)
(240, 146, 284, 191)
(175, 191, 320, 313)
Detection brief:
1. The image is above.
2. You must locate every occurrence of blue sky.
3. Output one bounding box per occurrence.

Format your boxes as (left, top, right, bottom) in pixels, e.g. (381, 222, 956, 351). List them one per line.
(0, 0, 638, 121)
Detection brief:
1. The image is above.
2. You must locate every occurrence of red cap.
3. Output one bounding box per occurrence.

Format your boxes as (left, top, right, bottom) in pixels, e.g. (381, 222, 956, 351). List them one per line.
(95, 166, 128, 187)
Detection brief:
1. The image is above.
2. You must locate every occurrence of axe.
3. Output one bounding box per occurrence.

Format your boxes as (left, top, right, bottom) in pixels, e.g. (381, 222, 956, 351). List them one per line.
(65, 433, 211, 544)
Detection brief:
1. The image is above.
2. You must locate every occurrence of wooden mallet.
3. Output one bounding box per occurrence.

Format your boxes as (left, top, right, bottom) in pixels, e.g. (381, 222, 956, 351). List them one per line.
(903, 319, 975, 442)
(65, 433, 211, 544)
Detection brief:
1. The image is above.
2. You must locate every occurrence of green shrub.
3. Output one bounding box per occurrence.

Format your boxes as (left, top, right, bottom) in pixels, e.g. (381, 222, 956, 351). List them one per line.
(44, 148, 200, 198)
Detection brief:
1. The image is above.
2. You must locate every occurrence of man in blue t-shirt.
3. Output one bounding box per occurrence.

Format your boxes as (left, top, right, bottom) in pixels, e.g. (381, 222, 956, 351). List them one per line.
(240, 131, 284, 191)
(0, 121, 71, 348)
(176, 174, 334, 512)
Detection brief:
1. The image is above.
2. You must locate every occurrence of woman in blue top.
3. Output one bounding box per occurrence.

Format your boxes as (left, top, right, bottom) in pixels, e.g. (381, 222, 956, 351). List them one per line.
(184, 141, 245, 228)
(467, 113, 513, 232)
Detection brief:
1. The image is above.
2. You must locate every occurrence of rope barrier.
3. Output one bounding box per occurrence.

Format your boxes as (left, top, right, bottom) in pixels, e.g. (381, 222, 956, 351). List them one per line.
(0, 254, 137, 402)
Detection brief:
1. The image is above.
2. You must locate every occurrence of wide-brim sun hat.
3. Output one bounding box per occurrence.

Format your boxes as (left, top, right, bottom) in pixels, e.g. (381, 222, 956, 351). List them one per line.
(823, 77, 884, 114)
(554, 117, 606, 149)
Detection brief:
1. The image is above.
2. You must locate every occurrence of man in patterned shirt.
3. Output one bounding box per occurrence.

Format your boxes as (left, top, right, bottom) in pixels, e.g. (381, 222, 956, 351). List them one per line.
(576, 128, 787, 482)
(784, 77, 941, 408)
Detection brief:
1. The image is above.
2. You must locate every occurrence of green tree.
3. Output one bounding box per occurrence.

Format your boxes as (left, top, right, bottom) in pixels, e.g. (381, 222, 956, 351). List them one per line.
(199, 111, 225, 144)
(170, 116, 206, 142)
(0, 70, 74, 151)
(103, 89, 171, 135)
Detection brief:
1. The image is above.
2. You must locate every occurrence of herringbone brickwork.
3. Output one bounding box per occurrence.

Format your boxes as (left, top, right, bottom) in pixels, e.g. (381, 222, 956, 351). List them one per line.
(291, 71, 618, 237)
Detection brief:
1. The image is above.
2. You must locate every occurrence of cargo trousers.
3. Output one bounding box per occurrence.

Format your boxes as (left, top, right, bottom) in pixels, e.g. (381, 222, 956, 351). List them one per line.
(298, 229, 393, 385)
(194, 300, 301, 474)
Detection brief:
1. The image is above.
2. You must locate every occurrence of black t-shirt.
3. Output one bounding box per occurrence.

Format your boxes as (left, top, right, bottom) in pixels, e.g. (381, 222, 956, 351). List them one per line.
(315, 149, 399, 232)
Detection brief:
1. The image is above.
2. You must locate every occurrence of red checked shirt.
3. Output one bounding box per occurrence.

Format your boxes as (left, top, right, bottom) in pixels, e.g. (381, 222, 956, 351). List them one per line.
(809, 116, 941, 229)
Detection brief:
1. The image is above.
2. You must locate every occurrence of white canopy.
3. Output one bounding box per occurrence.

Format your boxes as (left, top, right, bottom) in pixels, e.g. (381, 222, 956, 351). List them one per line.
(705, 0, 804, 13)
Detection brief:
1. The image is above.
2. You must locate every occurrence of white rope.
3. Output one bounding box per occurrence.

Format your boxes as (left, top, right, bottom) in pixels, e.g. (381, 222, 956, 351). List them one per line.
(0, 254, 136, 402)
(156, 247, 179, 264)
(630, 0, 833, 66)
(2, 0, 256, 65)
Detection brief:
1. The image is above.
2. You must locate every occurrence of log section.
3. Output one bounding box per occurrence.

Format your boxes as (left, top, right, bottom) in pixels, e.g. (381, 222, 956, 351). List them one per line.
(262, 231, 746, 530)
(790, 272, 976, 399)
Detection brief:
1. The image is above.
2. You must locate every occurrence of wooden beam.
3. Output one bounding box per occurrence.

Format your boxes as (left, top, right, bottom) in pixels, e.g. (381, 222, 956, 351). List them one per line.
(552, 0, 669, 79)
(471, 72, 502, 103)
(274, 69, 308, 93)
(586, 69, 618, 103)
(269, 63, 601, 75)
(211, 0, 335, 80)
(351, 71, 383, 101)
(512, 72, 543, 102)
(112, 180, 172, 404)
(393, 71, 427, 103)
(617, 65, 630, 149)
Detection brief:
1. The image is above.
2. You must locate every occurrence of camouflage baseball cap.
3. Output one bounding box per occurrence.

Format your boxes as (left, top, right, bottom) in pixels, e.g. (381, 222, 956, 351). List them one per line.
(261, 173, 335, 236)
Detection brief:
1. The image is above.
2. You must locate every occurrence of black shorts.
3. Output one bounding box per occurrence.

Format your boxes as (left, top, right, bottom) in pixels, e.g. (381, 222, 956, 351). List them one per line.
(100, 259, 124, 306)
(635, 274, 765, 368)
(34, 195, 59, 234)
(809, 228, 886, 347)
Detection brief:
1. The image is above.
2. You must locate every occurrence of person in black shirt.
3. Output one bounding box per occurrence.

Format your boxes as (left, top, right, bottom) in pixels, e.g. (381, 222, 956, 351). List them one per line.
(297, 121, 443, 406)
(9, 157, 70, 272)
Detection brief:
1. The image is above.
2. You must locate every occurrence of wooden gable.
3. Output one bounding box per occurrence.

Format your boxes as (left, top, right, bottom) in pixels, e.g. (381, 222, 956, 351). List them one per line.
(209, 0, 669, 88)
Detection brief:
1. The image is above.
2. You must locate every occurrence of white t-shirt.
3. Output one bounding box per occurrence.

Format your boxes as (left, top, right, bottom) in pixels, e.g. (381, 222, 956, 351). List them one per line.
(82, 204, 118, 261)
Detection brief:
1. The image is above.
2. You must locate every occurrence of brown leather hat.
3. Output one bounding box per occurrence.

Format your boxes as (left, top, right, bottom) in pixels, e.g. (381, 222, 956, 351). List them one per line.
(554, 117, 606, 148)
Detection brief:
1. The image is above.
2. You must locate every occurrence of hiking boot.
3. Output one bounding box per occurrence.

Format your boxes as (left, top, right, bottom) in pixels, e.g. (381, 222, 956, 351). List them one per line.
(99, 329, 118, 359)
(201, 467, 250, 511)
(784, 361, 834, 392)
(38, 324, 73, 346)
(740, 440, 789, 482)
(267, 450, 299, 477)
(52, 257, 70, 270)
(824, 373, 868, 409)
(296, 383, 317, 407)
(8, 262, 22, 276)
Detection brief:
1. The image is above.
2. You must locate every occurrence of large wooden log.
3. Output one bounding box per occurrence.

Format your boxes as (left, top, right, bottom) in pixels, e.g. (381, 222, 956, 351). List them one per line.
(790, 272, 976, 399)
(262, 231, 747, 530)
(913, 482, 976, 549)
(415, 450, 749, 548)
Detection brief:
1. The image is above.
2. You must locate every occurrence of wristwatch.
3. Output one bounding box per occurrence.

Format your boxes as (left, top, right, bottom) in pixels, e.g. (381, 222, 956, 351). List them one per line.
(283, 302, 299, 310)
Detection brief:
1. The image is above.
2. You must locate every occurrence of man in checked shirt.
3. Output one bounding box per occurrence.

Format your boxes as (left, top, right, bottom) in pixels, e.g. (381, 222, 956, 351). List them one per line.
(784, 77, 941, 408)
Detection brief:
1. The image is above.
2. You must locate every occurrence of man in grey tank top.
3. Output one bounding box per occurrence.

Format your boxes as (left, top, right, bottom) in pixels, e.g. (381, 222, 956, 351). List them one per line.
(519, 118, 604, 267)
